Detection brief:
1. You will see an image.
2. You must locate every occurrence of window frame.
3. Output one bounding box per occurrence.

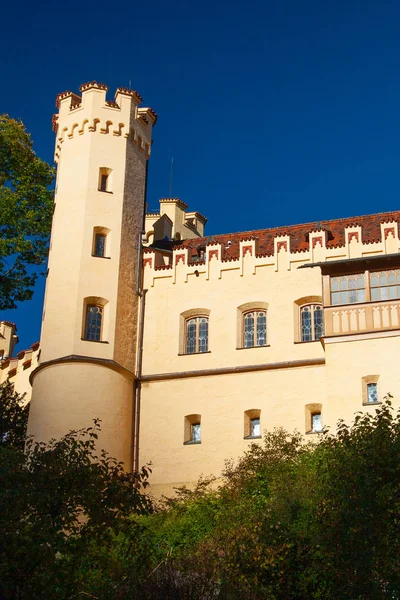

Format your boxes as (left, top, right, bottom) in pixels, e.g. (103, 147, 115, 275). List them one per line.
(179, 309, 211, 355)
(237, 302, 269, 350)
(244, 409, 262, 439)
(185, 316, 209, 354)
(98, 167, 113, 193)
(362, 375, 380, 405)
(242, 310, 267, 348)
(184, 414, 202, 445)
(94, 233, 106, 258)
(92, 227, 111, 259)
(84, 305, 104, 342)
(82, 297, 109, 343)
(305, 403, 323, 434)
(326, 268, 400, 308)
(299, 303, 324, 343)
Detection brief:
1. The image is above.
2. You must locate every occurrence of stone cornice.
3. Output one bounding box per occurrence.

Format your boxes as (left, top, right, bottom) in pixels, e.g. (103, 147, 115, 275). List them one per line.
(140, 357, 325, 382)
(29, 355, 135, 385)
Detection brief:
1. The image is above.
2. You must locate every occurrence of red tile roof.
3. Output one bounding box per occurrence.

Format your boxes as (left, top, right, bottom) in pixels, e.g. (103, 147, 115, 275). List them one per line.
(180, 210, 400, 259)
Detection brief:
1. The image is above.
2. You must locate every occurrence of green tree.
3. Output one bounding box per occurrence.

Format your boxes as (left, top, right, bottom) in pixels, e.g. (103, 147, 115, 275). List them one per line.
(0, 380, 29, 449)
(0, 115, 54, 309)
(0, 420, 152, 600)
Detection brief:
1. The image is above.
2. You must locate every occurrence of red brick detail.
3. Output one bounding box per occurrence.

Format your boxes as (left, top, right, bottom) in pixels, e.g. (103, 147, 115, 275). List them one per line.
(242, 245, 252, 257)
(384, 227, 396, 239)
(143, 258, 152, 268)
(8, 368, 17, 378)
(175, 253, 185, 265)
(176, 210, 400, 258)
(276, 241, 288, 252)
(208, 250, 219, 261)
(23, 360, 32, 369)
(348, 232, 359, 243)
(312, 237, 323, 249)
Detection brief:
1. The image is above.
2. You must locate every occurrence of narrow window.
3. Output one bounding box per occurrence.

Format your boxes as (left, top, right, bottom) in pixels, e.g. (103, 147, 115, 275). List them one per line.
(85, 305, 103, 341)
(311, 412, 322, 432)
(192, 423, 201, 443)
(305, 403, 322, 434)
(186, 316, 208, 354)
(367, 382, 378, 403)
(184, 414, 202, 444)
(94, 233, 106, 257)
(251, 417, 260, 437)
(100, 174, 108, 192)
(243, 311, 267, 348)
(300, 304, 324, 342)
(244, 409, 261, 439)
(98, 168, 112, 193)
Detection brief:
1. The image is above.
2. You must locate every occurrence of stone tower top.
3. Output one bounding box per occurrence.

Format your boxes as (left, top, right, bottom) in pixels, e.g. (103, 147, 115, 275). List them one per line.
(52, 81, 157, 162)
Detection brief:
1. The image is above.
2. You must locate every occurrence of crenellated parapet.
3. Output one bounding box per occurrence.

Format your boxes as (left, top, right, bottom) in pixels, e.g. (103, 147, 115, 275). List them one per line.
(143, 214, 400, 288)
(0, 341, 40, 402)
(53, 81, 157, 162)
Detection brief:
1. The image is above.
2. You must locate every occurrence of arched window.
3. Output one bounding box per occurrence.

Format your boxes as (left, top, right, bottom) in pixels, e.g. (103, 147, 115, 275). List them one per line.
(186, 316, 208, 354)
(243, 311, 267, 348)
(300, 304, 323, 342)
(85, 305, 103, 341)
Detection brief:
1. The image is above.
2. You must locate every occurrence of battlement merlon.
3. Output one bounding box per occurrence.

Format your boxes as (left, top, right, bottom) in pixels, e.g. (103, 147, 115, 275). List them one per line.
(53, 81, 157, 160)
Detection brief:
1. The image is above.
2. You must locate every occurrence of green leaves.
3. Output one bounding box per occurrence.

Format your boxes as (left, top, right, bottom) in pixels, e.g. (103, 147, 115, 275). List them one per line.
(0, 414, 152, 600)
(0, 115, 54, 309)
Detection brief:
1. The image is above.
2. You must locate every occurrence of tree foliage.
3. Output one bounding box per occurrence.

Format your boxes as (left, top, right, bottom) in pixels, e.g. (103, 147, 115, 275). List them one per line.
(0, 415, 152, 600)
(0, 115, 54, 309)
(0, 380, 29, 449)
(2, 393, 400, 599)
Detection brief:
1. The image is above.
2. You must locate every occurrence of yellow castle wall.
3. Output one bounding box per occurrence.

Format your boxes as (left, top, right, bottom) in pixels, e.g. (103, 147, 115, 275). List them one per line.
(139, 225, 400, 495)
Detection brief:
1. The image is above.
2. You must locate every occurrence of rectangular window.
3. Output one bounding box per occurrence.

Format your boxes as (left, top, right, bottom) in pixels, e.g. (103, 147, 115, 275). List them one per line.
(370, 270, 400, 301)
(367, 382, 378, 403)
(311, 412, 322, 432)
(192, 423, 201, 443)
(100, 174, 108, 192)
(94, 233, 106, 257)
(85, 305, 103, 341)
(331, 274, 365, 305)
(251, 418, 261, 437)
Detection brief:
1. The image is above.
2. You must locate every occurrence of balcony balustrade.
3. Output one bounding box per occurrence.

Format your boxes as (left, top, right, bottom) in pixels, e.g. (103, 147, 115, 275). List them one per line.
(324, 299, 400, 337)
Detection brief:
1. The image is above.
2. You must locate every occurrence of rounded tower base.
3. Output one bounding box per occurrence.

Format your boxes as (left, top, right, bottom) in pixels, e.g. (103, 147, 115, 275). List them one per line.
(28, 360, 135, 468)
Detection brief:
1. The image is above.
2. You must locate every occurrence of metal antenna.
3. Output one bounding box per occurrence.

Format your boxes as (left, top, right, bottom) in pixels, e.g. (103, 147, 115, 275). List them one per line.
(169, 157, 174, 198)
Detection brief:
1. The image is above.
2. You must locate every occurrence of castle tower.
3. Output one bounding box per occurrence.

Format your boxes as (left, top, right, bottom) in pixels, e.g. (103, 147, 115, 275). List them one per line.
(27, 82, 156, 467)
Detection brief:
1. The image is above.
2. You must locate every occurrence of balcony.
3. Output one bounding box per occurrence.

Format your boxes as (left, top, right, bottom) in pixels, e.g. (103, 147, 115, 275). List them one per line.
(324, 299, 400, 338)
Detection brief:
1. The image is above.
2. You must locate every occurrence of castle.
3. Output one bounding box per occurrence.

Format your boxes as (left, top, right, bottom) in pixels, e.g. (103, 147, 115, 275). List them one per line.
(3, 81, 400, 496)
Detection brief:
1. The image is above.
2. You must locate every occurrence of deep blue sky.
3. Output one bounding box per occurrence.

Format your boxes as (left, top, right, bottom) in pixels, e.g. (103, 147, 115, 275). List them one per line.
(2, 0, 400, 351)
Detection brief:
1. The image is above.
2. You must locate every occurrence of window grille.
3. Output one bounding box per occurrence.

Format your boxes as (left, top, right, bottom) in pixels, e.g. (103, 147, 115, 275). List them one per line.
(85, 306, 103, 341)
(186, 317, 209, 354)
(243, 311, 267, 348)
(94, 233, 106, 257)
(331, 274, 365, 305)
(370, 270, 400, 301)
(367, 382, 378, 403)
(300, 304, 324, 342)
